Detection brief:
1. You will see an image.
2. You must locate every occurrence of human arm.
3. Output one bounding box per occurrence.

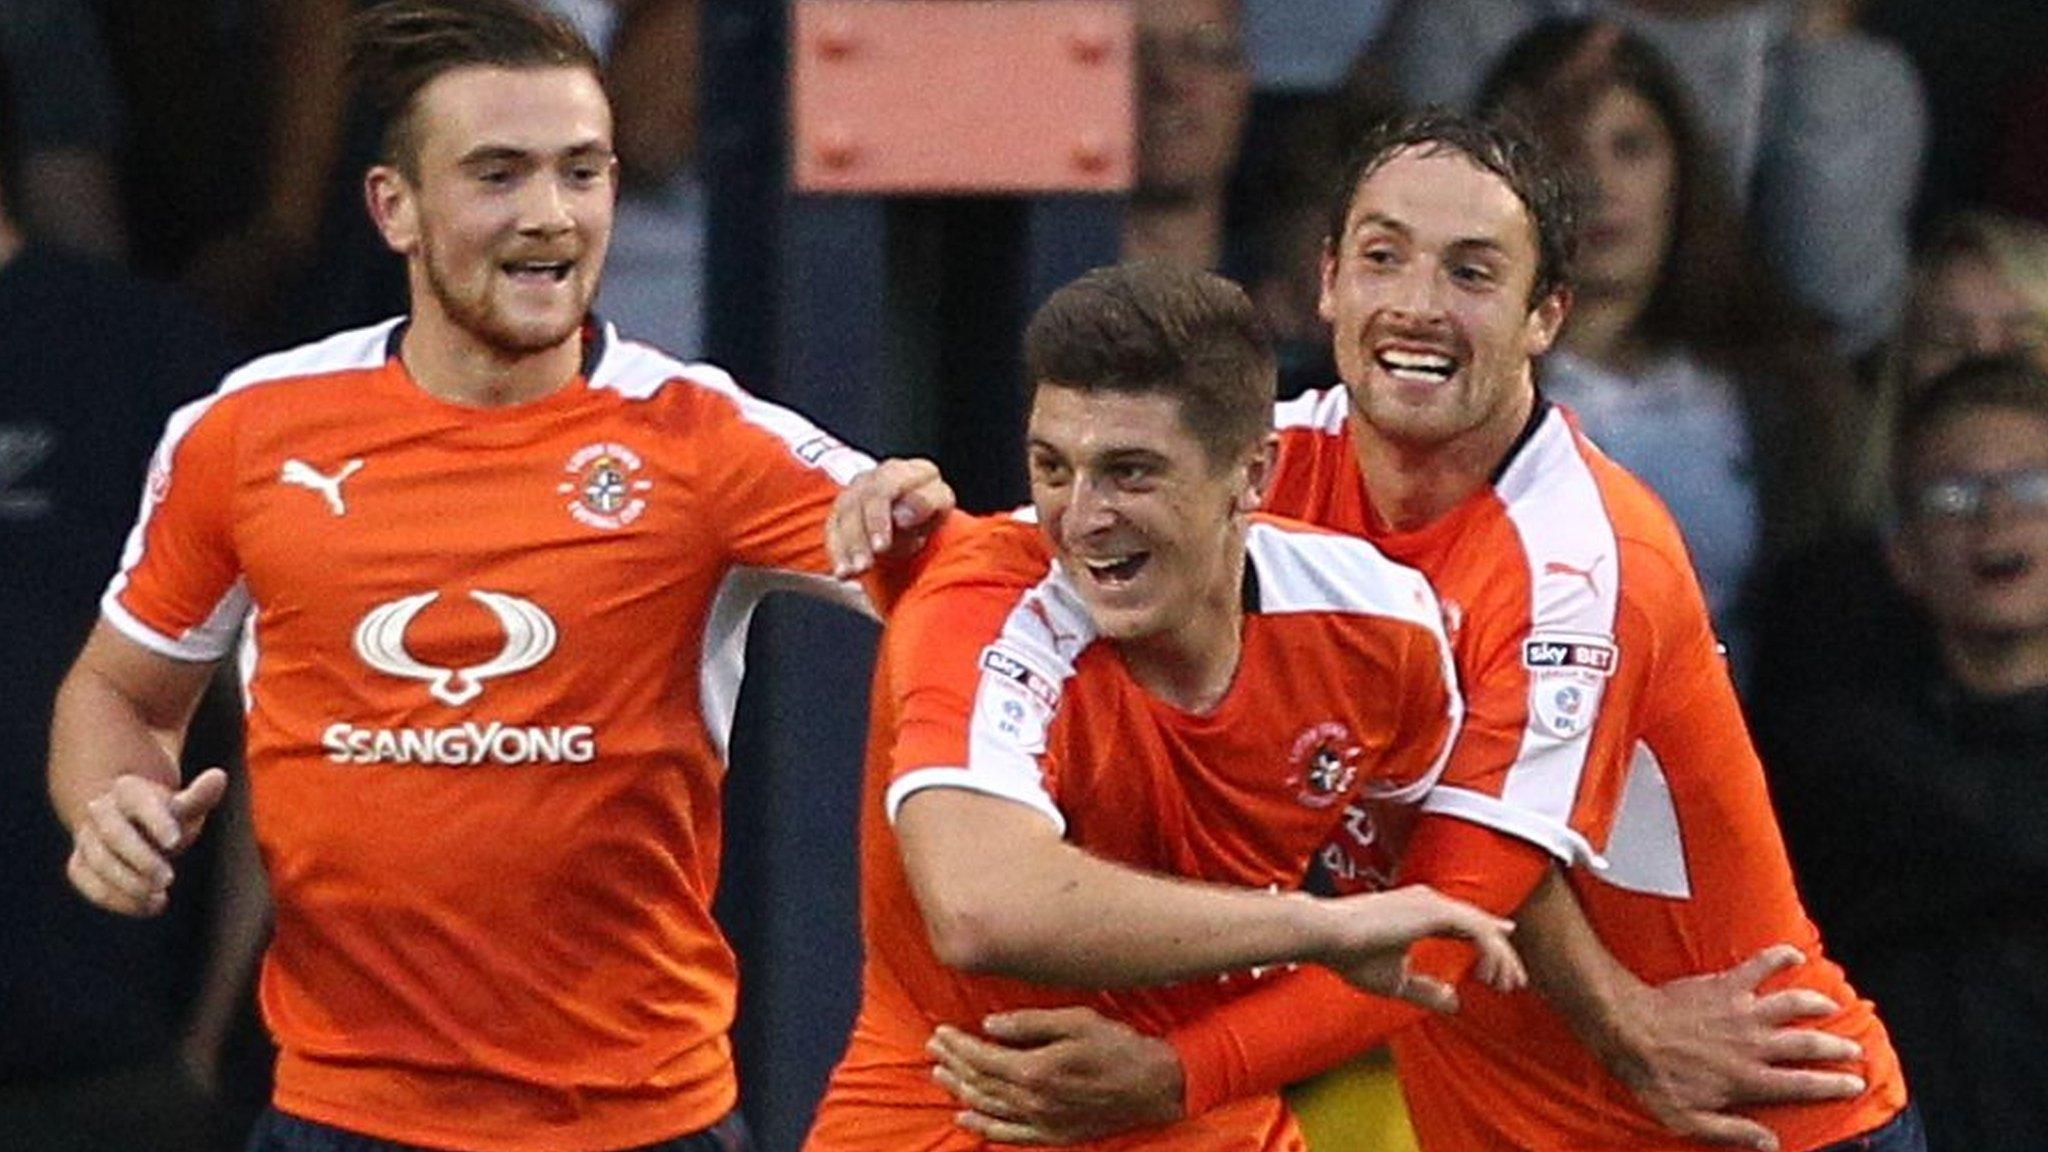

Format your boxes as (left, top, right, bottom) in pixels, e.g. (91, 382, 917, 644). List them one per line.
(827, 456, 957, 579)
(1514, 868, 1864, 1152)
(49, 621, 228, 917)
(895, 786, 1520, 993)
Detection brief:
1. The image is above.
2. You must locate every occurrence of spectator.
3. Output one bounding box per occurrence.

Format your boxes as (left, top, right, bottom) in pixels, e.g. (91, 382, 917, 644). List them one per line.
(1368, 0, 1926, 355)
(1479, 18, 1852, 679)
(1758, 356, 2048, 1152)
(0, 49, 265, 1152)
(0, 0, 127, 257)
(550, 0, 709, 357)
(1759, 210, 2048, 705)
(1124, 0, 1252, 271)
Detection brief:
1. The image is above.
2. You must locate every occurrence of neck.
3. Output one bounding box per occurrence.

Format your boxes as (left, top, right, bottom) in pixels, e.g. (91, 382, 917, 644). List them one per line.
(1559, 283, 1650, 370)
(1123, 194, 1227, 270)
(1348, 378, 1537, 533)
(400, 306, 583, 409)
(1938, 628, 2048, 698)
(1122, 538, 1247, 715)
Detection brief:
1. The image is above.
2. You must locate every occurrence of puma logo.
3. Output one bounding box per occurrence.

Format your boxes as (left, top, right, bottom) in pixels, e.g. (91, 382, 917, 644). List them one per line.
(280, 458, 364, 516)
(1542, 557, 1603, 596)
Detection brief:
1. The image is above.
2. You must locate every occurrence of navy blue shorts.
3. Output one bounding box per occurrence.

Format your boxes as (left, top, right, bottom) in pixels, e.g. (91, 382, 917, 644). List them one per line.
(1815, 1103, 1927, 1152)
(243, 1107, 752, 1152)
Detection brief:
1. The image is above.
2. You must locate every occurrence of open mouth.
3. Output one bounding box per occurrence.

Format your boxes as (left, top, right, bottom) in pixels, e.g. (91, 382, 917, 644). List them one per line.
(1079, 552, 1150, 589)
(1374, 347, 1458, 385)
(503, 259, 574, 284)
(1971, 550, 2035, 585)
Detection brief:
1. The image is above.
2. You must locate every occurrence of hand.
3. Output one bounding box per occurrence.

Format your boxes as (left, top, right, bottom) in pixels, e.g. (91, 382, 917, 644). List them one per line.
(1606, 944, 1866, 1152)
(1322, 885, 1526, 1011)
(828, 457, 954, 577)
(928, 1008, 1184, 1145)
(66, 768, 229, 917)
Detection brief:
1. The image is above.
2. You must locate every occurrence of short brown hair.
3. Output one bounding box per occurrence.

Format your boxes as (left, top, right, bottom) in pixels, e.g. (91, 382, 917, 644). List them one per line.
(350, 0, 602, 178)
(1024, 261, 1275, 466)
(1893, 356, 2048, 500)
(1326, 108, 1581, 307)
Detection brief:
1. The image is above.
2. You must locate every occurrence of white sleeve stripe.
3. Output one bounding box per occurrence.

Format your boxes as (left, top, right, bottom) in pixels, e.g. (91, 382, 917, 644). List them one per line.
(100, 594, 230, 662)
(1420, 786, 1608, 870)
(1272, 385, 1349, 432)
(885, 768, 1069, 834)
(1245, 520, 1445, 629)
(589, 331, 878, 484)
(1494, 411, 1621, 826)
(106, 321, 398, 653)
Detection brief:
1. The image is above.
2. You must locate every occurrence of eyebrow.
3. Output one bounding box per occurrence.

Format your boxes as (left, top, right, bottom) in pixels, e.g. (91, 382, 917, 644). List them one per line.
(456, 140, 614, 166)
(1351, 212, 1512, 258)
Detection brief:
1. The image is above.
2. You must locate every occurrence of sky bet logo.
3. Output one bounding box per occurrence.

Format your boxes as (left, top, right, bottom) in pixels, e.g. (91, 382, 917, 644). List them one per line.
(1521, 635, 1618, 676)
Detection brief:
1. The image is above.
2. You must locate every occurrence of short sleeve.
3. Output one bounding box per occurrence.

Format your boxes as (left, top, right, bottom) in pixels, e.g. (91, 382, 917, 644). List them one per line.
(101, 395, 247, 661)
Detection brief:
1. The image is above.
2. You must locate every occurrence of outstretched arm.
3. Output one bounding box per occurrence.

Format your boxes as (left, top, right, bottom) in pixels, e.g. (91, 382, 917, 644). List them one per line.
(896, 787, 1522, 993)
(927, 814, 1862, 1149)
(49, 621, 228, 917)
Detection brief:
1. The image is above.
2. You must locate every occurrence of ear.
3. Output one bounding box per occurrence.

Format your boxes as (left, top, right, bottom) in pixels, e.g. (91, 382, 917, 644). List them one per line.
(1237, 432, 1279, 515)
(1883, 525, 1928, 600)
(365, 165, 420, 256)
(1316, 242, 1339, 325)
(1524, 285, 1571, 357)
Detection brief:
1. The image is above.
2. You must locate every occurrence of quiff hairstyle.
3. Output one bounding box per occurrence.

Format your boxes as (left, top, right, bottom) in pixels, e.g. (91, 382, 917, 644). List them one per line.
(1325, 107, 1581, 308)
(1024, 261, 1276, 468)
(349, 0, 602, 179)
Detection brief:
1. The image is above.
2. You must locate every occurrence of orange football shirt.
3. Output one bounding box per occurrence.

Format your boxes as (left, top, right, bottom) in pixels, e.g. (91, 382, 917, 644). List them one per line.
(104, 319, 875, 1152)
(806, 513, 1461, 1152)
(1170, 388, 1905, 1151)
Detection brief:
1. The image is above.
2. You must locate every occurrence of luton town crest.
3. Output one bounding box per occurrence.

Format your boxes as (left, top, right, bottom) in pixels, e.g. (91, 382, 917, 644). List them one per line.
(559, 442, 653, 530)
(1286, 721, 1361, 809)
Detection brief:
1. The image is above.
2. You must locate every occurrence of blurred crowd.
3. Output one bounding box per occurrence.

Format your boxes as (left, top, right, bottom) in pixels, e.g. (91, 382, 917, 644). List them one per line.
(3, 1, 2045, 1150)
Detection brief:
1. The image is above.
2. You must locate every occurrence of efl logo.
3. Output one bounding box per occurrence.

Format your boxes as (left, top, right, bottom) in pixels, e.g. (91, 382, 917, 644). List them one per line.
(1521, 635, 1618, 677)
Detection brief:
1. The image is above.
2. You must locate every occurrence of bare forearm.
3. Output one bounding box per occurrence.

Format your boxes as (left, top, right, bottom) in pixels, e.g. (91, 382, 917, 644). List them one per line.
(1515, 867, 1649, 1063)
(48, 623, 214, 830)
(50, 666, 186, 830)
(928, 837, 1340, 987)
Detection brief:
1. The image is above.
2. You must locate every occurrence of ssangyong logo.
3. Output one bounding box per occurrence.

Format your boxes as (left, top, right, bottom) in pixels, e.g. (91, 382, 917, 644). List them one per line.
(354, 590, 556, 706)
(330, 590, 595, 766)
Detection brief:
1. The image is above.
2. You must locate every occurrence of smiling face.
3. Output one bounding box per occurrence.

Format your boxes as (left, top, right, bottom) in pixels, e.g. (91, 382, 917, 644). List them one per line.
(368, 64, 617, 360)
(1319, 146, 1567, 450)
(1027, 385, 1269, 651)
(1891, 404, 2048, 642)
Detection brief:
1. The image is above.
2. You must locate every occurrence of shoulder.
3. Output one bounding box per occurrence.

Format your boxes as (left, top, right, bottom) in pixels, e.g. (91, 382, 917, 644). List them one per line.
(1245, 516, 1440, 632)
(901, 515, 1058, 609)
(161, 319, 401, 452)
(589, 325, 871, 481)
(1273, 385, 1349, 437)
(221, 319, 397, 389)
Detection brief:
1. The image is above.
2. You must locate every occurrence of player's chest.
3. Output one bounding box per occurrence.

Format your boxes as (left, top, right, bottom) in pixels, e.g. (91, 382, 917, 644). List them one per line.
(1051, 655, 1384, 848)
(230, 421, 723, 628)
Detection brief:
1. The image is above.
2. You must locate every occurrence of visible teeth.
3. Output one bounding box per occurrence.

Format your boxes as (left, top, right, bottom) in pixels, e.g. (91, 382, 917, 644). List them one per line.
(1080, 554, 1146, 582)
(1378, 349, 1456, 380)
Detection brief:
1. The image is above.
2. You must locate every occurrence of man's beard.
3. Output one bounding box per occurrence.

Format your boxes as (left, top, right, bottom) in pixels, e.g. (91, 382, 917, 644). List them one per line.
(422, 244, 586, 357)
